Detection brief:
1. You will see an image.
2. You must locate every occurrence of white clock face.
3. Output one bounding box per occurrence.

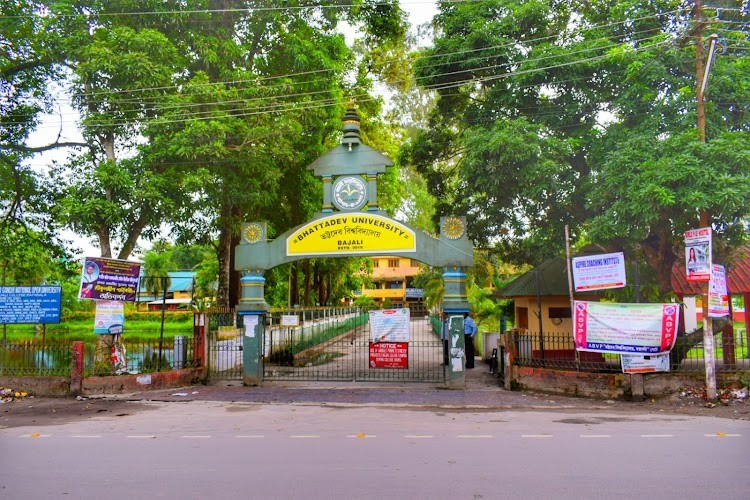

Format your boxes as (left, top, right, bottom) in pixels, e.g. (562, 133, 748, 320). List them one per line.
(332, 176, 367, 210)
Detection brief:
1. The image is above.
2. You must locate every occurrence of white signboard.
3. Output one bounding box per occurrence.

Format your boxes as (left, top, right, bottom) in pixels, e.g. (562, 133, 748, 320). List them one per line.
(621, 353, 670, 373)
(685, 227, 711, 282)
(369, 308, 410, 342)
(281, 314, 300, 326)
(572, 252, 627, 292)
(708, 264, 730, 318)
(574, 301, 679, 355)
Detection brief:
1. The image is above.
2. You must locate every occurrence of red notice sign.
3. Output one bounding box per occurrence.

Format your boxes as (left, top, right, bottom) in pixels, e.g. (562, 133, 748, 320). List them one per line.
(369, 342, 408, 369)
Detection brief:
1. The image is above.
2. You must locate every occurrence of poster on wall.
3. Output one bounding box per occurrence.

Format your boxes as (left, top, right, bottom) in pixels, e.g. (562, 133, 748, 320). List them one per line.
(573, 301, 679, 355)
(708, 264, 730, 318)
(684, 227, 712, 282)
(79, 257, 141, 301)
(572, 252, 627, 292)
(621, 353, 670, 373)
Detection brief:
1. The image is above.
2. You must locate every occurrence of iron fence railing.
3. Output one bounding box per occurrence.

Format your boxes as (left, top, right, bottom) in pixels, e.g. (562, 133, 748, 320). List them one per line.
(84, 336, 202, 376)
(0, 341, 73, 376)
(512, 329, 750, 373)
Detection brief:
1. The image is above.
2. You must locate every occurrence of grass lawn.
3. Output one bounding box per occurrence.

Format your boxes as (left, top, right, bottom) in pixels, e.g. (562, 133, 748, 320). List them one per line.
(1, 315, 194, 343)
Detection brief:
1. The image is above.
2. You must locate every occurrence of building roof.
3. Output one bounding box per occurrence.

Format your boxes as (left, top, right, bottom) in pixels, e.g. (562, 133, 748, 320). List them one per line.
(495, 257, 572, 297)
(672, 243, 750, 295)
(137, 271, 195, 302)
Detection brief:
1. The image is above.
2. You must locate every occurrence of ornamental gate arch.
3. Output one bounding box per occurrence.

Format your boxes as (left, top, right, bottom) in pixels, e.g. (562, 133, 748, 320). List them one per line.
(234, 105, 473, 387)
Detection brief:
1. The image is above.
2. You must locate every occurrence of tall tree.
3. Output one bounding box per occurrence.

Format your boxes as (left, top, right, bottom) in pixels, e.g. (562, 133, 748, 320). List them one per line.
(409, 0, 750, 294)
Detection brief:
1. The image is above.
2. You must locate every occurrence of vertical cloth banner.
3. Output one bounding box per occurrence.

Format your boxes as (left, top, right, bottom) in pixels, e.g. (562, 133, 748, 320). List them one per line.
(574, 301, 679, 354)
(708, 264, 730, 318)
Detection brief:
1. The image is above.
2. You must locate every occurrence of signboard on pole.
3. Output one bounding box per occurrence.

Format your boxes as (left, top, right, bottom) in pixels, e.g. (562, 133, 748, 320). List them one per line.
(573, 301, 679, 354)
(572, 252, 627, 292)
(708, 264, 730, 318)
(0, 286, 62, 324)
(684, 227, 711, 282)
(79, 257, 141, 302)
(369, 308, 410, 368)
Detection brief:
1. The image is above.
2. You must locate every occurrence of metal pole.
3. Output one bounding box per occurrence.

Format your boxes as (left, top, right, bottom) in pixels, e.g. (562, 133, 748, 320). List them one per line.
(695, 0, 717, 401)
(565, 225, 579, 371)
(158, 276, 167, 371)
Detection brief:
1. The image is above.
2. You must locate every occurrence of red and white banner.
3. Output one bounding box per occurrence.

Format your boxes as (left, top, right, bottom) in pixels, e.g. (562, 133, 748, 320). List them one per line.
(574, 301, 679, 354)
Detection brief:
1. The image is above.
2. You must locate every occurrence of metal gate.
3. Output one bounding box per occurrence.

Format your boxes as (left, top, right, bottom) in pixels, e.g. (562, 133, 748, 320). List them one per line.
(263, 308, 445, 383)
(205, 309, 244, 381)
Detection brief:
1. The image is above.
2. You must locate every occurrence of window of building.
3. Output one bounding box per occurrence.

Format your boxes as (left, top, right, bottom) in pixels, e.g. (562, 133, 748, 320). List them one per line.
(410, 259, 420, 267)
(373, 260, 379, 267)
(548, 307, 572, 319)
(388, 259, 399, 267)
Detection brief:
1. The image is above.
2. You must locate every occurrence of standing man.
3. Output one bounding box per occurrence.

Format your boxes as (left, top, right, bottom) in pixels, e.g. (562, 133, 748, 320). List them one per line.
(463, 312, 477, 369)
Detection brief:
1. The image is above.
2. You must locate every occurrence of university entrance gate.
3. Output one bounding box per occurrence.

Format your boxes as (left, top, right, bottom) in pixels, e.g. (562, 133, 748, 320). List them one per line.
(234, 104, 473, 387)
(263, 309, 444, 382)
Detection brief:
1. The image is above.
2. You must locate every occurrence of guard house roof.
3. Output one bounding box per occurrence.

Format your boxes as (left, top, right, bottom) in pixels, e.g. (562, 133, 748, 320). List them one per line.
(307, 106, 393, 177)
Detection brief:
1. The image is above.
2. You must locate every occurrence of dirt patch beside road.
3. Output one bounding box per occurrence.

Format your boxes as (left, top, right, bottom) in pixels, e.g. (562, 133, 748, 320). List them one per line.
(1, 396, 158, 429)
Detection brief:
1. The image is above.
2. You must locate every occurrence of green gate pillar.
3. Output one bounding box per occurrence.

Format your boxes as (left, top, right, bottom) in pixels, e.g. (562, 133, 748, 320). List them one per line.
(238, 269, 269, 386)
(441, 266, 470, 388)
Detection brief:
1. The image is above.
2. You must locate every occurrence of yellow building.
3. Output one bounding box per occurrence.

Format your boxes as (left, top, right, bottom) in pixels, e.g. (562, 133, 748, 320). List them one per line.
(358, 256, 426, 315)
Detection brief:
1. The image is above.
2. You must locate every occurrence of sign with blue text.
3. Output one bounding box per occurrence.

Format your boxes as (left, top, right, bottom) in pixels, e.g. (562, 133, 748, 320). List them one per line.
(0, 286, 62, 324)
(572, 252, 626, 292)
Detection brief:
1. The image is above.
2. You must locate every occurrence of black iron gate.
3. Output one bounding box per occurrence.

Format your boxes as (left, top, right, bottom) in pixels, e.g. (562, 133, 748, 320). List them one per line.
(263, 308, 445, 383)
(205, 308, 243, 381)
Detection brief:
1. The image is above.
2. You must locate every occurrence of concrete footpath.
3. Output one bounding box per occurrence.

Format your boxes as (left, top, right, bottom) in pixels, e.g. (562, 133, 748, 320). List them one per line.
(122, 359, 639, 412)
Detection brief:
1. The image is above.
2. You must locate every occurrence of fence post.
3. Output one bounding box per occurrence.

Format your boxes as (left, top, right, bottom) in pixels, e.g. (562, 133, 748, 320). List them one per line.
(70, 341, 84, 396)
(193, 313, 206, 369)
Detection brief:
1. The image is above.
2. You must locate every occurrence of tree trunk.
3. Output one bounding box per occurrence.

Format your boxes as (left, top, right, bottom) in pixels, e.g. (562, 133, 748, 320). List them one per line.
(216, 217, 232, 309)
(290, 262, 299, 307)
(303, 259, 311, 306)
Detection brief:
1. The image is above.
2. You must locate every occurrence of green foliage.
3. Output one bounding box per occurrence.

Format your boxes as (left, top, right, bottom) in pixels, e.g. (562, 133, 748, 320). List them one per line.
(353, 295, 378, 312)
(409, 0, 750, 292)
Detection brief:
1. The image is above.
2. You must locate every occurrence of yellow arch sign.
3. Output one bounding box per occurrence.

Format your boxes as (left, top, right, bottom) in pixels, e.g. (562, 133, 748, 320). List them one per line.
(286, 213, 416, 256)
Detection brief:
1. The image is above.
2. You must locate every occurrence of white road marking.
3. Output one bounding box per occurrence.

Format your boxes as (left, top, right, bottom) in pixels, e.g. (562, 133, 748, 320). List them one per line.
(704, 433, 742, 437)
(346, 434, 376, 438)
(20, 434, 50, 438)
(126, 435, 156, 439)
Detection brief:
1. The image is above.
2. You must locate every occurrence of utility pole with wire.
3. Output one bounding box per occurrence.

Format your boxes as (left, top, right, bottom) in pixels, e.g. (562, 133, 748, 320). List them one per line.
(694, 0, 722, 402)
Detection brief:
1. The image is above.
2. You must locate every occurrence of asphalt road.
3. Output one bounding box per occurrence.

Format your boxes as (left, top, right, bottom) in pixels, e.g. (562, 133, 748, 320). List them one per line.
(1, 401, 748, 500)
